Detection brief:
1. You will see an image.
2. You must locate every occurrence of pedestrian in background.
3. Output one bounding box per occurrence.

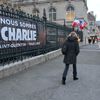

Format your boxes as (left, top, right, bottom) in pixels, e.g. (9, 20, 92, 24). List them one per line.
(92, 37, 95, 44)
(62, 31, 80, 85)
(88, 37, 91, 44)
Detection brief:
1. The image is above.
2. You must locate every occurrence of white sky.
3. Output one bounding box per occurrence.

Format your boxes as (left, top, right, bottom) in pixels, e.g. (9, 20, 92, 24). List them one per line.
(87, 0, 100, 21)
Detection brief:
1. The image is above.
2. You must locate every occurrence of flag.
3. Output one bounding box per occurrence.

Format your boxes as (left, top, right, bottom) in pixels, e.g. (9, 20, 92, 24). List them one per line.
(72, 19, 80, 27)
(79, 19, 88, 30)
(72, 18, 88, 30)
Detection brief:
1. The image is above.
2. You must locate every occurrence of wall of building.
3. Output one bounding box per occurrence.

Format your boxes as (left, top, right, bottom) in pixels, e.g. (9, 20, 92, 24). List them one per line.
(37, 1, 88, 21)
(18, 0, 88, 21)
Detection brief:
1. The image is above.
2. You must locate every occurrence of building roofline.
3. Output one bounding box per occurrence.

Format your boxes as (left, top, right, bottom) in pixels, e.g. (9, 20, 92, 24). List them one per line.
(13, 0, 88, 9)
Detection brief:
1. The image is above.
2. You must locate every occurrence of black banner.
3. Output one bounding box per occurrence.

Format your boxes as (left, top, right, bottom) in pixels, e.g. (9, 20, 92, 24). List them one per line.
(0, 16, 40, 48)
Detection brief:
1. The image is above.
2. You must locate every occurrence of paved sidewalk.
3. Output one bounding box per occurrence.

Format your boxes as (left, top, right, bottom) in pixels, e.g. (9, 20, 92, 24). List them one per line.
(0, 45, 100, 100)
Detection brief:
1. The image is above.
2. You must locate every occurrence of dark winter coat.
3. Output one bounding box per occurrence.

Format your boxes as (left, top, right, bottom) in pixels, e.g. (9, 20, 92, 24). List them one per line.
(63, 36, 80, 64)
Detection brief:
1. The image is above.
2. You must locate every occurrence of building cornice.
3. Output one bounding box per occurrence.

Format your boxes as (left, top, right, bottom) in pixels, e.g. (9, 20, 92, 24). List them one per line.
(12, 0, 88, 9)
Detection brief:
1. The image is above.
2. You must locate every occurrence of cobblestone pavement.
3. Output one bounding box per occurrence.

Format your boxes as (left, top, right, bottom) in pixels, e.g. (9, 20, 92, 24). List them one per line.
(0, 43, 100, 100)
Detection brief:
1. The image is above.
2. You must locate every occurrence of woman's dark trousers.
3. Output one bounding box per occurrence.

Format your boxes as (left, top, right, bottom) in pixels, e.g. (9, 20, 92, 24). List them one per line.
(62, 64, 77, 80)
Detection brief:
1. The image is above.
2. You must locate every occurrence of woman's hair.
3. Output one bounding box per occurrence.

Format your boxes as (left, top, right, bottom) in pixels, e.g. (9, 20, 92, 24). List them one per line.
(69, 31, 77, 37)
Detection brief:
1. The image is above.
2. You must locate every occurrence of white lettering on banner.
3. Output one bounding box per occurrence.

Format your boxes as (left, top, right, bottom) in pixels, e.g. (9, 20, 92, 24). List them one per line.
(22, 29, 27, 40)
(1, 27, 8, 41)
(20, 22, 36, 29)
(1, 27, 37, 41)
(0, 17, 36, 29)
(9, 28, 16, 40)
(0, 42, 40, 48)
(16, 29, 21, 40)
(0, 17, 18, 26)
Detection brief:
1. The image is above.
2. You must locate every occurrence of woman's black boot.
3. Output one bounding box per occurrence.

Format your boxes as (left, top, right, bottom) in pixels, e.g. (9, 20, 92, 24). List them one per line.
(73, 77, 79, 80)
(62, 77, 66, 85)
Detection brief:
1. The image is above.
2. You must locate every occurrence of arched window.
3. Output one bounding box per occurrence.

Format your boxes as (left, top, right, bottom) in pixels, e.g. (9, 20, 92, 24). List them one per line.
(66, 5, 75, 21)
(67, 5, 74, 11)
(49, 7, 56, 21)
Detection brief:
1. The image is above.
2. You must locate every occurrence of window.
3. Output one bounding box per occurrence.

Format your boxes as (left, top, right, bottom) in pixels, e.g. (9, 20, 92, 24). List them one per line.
(66, 5, 75, 21)
(67, 5, 74, 11)
(49, 7, 56, 21)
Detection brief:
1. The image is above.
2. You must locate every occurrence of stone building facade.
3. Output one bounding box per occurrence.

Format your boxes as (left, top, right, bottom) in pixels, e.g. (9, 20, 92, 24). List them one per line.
(87, 12, 100, 41)
(87, 12, 96, 36)
(12, 0, 88, 25)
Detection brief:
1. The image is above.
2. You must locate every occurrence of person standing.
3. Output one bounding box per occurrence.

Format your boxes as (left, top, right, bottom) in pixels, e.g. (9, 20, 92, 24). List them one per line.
(88, 37, 91, 44)
(62, 31, 80, 85)
(92, 37, 95, 44)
